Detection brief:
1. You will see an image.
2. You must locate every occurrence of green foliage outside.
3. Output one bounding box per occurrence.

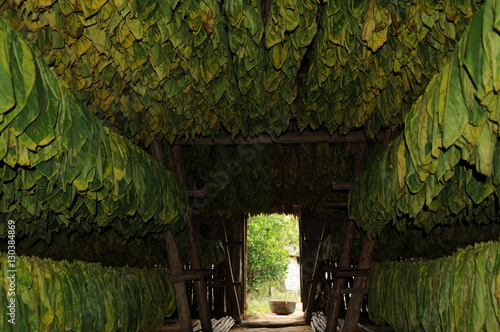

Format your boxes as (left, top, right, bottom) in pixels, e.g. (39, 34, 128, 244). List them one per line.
(247, 214, 299, 294)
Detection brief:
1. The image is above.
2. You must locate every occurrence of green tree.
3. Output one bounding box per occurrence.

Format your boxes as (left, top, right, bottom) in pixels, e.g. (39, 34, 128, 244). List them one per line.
(247, 214, 299, 293)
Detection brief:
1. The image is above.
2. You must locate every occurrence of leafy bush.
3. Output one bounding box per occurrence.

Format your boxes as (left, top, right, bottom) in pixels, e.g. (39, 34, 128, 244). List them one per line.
(247, 214, 298, 293)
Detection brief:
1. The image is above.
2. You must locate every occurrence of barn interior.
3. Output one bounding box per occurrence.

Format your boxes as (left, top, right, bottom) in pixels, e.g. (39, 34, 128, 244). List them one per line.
(0, 0, 499, 331)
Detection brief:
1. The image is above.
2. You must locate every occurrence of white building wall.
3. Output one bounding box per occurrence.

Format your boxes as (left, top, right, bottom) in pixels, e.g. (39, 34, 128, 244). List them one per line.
(285, 256, 300, 293)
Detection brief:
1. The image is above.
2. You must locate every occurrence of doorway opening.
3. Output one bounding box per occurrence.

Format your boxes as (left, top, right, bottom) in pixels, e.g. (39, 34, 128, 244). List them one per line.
(245, 213, 301, 317)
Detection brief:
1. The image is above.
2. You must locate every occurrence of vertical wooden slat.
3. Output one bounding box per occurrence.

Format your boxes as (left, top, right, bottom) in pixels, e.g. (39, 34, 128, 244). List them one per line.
(214, 263, 226, 316)
(300, 208, 320, 310)
(325, 220, 355, 332)
(242, 214, 248, 314)
(187, 214, 213, 332)
(299, 212, 307, 306)
(304, 216, 329, 323)
(339, 132, 393, 332)
(173, 145, 213, 332)
(342, 238, 376, 332)
(165, 231, 193, 332)
(222, 218, 242, 323)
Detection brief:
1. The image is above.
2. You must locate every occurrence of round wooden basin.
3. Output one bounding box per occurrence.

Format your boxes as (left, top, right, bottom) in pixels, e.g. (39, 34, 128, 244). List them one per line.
(268, 300, 296, 315)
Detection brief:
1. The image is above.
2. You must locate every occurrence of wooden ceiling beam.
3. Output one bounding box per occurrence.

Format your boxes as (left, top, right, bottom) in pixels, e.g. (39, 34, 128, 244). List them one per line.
(332, 182, 353, 191)
(323, 201, 348, 208)
(173, 130, 386, 146)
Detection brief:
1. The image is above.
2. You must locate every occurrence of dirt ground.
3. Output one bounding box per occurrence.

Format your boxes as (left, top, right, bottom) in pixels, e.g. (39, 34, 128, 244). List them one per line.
(161, 303, 311, 331)
(161, 303, 394, 332)
(231, 303, 311, 331)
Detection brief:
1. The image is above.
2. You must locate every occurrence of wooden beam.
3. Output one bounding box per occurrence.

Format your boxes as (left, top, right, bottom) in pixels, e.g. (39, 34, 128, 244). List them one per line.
(173, 145, 188, 184)
(169, 270, 217, 283)
(323, 267, 370, 278)
(165, 231, 193, 332)
(304, 217, 330, 324)
(150, 141, 194, 332)
(173, 145, 213, 332)
(326, 142, 368, 332)
(173, 130, 385, 146)
(331, 182, 353, 191)
(341, 288, 368, 294)
(342, 238, 376, 332)
(323, 201, 348, 208)
(187, 189, 205, 197)
(206, 282, 243, 287)
(221, 219, 242, 323)
(341, 131, 395, 332)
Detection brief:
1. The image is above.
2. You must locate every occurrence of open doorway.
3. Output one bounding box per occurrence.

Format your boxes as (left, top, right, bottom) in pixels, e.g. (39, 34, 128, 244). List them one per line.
(245, 213, 301, 316)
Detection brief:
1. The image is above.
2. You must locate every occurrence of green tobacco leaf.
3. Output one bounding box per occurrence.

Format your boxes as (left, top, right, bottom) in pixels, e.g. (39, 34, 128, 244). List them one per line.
(442, 56, 467, 148)
(0, 21, 15, 115)
(85, 0, 108, 12)
(126, 17, 144, 40)
(463, 6, 484, 93)
(21, 60, 58, 147)
(62, 12, 84, 39)
(0, 37, 36, 133)
(362, 0, 390, 52)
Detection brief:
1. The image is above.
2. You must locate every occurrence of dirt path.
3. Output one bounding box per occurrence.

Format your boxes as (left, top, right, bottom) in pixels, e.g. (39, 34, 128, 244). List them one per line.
(161, 303, 393, 332)
(161, 303, 311, 331)
(231, 303, 312, 331)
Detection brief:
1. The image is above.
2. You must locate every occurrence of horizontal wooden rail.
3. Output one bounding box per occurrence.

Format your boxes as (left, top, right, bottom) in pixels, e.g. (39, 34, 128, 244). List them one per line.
(206, 282, 243, 287)
(323, 267, 371, 278)
(323, 201, 348, 208)
(187, 189, 205, 197)
(331, 182, 353, 191)
(341, 288, 368, 294)
(169, 269, 217, 282)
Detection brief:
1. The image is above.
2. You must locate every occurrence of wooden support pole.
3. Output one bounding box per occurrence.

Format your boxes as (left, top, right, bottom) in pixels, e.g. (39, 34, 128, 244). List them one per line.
(325, 220, 355, 332)
(187, 215, 213, 332)
(325, 142, 367, 332)
(173, 145, 213, 332)
(150, 141, 193, 332)
(340, 133, 391, 332)
(342, 238, 376, 332)
(222, 219, 242, 323)
(165, 231, 193, 332)
(304, 217, 330, 323)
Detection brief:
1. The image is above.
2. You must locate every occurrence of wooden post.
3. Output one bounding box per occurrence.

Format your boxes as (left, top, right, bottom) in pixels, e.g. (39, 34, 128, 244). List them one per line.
(304, 216, 329, 323)
(338, 131, 392, 332)
(342, 238, 376, 332)
(325, 220, 355, 332)
(187, 214, 213, 332)
(173, 145, 213, 332)
(300, 208, 326, 309)
(222, 218, 242, 323)
(165, 231, 193, 332)
(325, 143, 367, 332)
(241, 214, 248, 315)
(214, 262, 226, 316)
(150, 141, 193, 332)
